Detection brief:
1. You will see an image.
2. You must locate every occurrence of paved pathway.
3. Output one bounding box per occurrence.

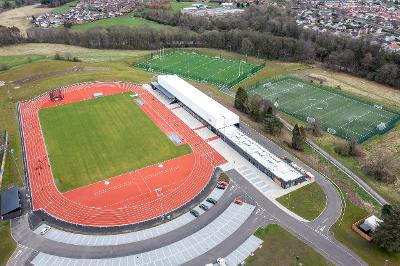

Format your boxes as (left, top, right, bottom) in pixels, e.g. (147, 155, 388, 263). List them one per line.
(277, 118, 388, 206)
(228, 170, 367, 266)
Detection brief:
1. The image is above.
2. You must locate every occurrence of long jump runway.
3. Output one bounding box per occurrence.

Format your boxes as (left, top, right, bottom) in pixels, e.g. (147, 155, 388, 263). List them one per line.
(19, 82, 226, 227)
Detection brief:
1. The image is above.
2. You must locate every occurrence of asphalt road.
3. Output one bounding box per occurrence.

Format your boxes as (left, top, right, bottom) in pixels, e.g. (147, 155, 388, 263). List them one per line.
(277, 117, 388, 206)
(239, 122, 342, 229)
(6, 108, 369, 266)
(227, 170, 367, 266)
(8, 167, 366, 266)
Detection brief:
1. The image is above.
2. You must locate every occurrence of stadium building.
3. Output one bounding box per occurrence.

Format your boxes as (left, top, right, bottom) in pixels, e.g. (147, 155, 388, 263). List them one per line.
(155, 75, 308, 189)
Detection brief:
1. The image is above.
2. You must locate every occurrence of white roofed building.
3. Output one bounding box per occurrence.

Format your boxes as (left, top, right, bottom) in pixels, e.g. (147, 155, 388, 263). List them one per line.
(154, 75, 307, 189)
(222, 126, 306, 189)
(157, 75, 239, 130)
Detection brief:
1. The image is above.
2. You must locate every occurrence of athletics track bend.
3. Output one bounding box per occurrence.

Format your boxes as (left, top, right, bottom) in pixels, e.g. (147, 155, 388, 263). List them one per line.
(19, 82, 226, 226)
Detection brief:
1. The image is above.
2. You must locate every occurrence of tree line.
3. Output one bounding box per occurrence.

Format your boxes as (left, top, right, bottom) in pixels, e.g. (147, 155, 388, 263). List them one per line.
(0, 25, 23, 47)
(1, 5, 400, 89)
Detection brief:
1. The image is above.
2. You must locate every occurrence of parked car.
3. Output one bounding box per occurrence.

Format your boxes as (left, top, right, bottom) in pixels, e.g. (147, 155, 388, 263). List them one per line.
(218, 180, 229, 187)
(206, 198, 217, 205)
(199, 204, 209, 211)
(40, 225, 51, 235)
(217, 257, 227, 266)
(190, 209, 200, 217)
(216, 184, 226, 190)
(234, 199, 243, 205)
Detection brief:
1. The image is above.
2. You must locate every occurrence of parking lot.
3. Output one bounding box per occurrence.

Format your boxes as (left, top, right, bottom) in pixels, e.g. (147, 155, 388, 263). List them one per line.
(31, 202, 255, 265)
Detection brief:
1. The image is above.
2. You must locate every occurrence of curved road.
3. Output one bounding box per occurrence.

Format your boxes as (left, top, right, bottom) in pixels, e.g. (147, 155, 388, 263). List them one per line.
(7, 117, 367, 266)
(278, 118, 388, 206)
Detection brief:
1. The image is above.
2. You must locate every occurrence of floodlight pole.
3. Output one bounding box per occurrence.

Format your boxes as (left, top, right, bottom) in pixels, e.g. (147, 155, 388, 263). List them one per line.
(222, 115, 226, 141)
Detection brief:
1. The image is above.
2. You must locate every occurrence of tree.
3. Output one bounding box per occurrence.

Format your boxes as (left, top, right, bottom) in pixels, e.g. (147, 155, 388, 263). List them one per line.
(382, 204, 393, 217)
(3, 0, 11, 9)
(247, 94, 264, 122)
(334, 138, 359, 156)
(308, 117, 322, 136)
(264, 106, 282, 135)
(241, 37, 254, 55)
(292, 124, 306, 151)
(362, 156, 397, 184)
(374, 205, 400, 252)
(234, 86, 248, 112)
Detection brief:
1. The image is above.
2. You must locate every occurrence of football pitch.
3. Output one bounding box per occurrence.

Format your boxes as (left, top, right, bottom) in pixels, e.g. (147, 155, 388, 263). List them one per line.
(250, 77, 400, 142)
(136, 51, 264, 88)
(39, 93, 191, 192)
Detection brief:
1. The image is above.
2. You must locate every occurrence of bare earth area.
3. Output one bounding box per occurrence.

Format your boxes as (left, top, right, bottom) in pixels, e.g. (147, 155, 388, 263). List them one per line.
(0, 4, 53, 35)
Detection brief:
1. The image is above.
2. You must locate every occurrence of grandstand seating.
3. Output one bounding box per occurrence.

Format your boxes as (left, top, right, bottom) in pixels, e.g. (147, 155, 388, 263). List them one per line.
(19, 82, 226, 226)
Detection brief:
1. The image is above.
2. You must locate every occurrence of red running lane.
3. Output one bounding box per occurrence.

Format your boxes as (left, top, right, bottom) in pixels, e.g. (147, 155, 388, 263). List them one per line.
(19, 82, 226, 226)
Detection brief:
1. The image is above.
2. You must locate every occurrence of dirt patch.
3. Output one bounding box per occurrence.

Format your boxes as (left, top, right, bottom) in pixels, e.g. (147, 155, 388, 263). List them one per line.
(0, 4, 53, 35)
(11, 66, 110, 85)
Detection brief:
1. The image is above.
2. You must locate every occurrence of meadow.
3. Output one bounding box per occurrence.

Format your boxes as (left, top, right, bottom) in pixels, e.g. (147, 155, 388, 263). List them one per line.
(71, 15, 176, 31)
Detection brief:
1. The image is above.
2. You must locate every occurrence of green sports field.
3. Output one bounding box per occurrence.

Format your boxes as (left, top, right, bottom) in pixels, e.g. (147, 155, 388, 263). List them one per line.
(136, 51, 264, 88)
(250, 77, 400, 142)
(39, 93, 191, 192)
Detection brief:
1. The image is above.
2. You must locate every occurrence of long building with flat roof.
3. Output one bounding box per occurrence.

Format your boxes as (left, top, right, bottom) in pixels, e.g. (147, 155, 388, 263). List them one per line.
(222, 126, 306, 188)
(157, 75, 240, 130)
(155, 75, 308, 189)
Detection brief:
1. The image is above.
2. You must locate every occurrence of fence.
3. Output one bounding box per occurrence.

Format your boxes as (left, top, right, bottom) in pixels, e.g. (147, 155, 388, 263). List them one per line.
(248, 76, 400, 143)
(136, 51, 264, 88)
(0, 130, 8, 186)
(28, 167, 222, 234)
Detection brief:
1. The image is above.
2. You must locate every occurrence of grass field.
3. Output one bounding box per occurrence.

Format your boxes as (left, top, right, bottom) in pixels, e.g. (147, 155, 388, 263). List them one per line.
(246, 224, 333, 266)
(0, 54, 156, 265)
(0, 54, 47, 70)
(168, 1, 221, 12)
(136, 50, 264, 88)
(52, 0, 78, 14)
(0, 221, 15, 266)
(0, 44, 397, 265)
(250, 77, 399, 142)
(332, 199, 400, 266)
(0, 43, 153, 63)
(276, 182, 327, 221)
(72, 15, 176, 31)
(39, 93, 191, 192)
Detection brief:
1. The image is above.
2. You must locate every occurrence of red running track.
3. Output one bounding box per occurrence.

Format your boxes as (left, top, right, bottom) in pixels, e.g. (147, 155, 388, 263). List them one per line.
(19, 82, 226, 226)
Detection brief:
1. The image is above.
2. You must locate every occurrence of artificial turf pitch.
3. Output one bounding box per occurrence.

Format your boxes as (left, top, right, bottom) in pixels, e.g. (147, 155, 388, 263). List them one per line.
(136, 51, 264, 88)
(250, 77, 399, 142)
(39, 93, 191, 192)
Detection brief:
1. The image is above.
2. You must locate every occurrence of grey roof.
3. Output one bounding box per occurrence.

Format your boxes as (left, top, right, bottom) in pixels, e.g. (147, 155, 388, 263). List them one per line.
(224, 126, 304, 182)
(359, 223, 371, 233)
(1, 186, 21, 216)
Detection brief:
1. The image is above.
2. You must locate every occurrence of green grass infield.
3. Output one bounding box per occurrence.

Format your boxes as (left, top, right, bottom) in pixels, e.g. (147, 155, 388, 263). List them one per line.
(39, 93, 191, 192)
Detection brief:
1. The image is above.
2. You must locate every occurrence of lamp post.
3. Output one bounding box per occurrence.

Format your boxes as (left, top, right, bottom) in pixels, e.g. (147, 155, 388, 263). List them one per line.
(222, 115, 226, 141)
